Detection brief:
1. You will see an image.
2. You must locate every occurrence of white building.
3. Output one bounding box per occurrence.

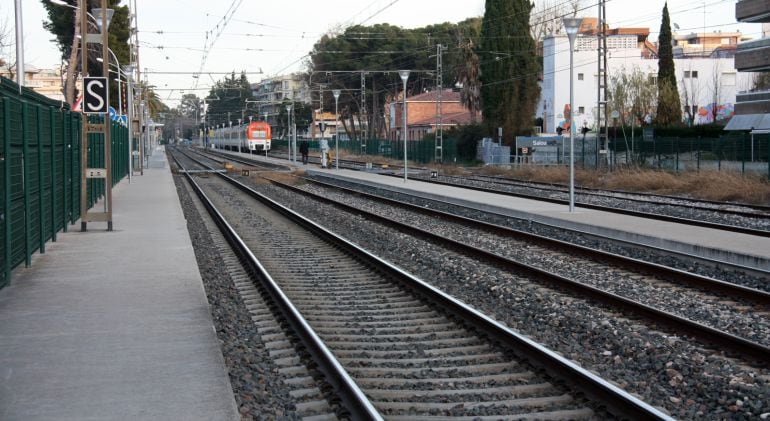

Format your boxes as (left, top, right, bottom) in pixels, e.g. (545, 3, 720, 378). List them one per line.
(539, 32, 754, 133)
(251, 73, 310, 124)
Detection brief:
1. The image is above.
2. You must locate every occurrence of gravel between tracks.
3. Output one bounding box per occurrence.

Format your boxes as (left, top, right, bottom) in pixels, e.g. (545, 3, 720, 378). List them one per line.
(170, 150, 770, 420)
(232, 173, 770, 420)
(173, 173, 311, 420)
(293, 181, 770, 347)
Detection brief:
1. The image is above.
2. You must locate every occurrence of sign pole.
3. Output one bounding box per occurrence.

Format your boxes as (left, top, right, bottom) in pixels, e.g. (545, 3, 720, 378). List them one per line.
(80, 0, 113, 232)
(102, 0, 113, 231)
(79, 0, 88, 232)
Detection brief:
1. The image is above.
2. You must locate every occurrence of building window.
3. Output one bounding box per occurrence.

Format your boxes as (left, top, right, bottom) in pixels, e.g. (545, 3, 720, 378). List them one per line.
(578, 106, 585, 114)
(648, 75, 657, 85)
(578, 73, 584, 81)
(722, 72, 736, 86)
(685, 70, 698, 78)
(691, 105, 698, 115)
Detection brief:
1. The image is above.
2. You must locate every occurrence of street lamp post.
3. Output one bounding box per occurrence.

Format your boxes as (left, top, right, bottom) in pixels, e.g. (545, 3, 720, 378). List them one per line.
(398, 70, 410, 182)
(563, 17, 583, 213)
(285, 105, 294, 162)
(333, 89, 340, 170)
(237, 118, 243, 152)
(13, 0, 24, 91)
(263, 113, 268, 157)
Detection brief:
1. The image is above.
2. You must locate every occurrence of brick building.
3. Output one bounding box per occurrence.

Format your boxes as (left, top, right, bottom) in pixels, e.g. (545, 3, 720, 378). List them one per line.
(388, 89, 479, 141)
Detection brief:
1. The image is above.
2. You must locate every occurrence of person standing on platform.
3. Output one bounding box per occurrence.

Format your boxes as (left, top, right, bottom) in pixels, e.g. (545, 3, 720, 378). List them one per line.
(299, 140, 309, 165)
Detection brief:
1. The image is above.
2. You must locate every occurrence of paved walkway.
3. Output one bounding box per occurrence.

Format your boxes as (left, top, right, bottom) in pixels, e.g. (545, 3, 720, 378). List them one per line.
(0, 146, 239, 420)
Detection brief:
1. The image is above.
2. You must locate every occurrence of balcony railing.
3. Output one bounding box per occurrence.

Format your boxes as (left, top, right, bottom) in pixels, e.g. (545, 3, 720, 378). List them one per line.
(736, 89, 770, 114)
(735, 39, 770, 71)
(736, 0, 770, 23)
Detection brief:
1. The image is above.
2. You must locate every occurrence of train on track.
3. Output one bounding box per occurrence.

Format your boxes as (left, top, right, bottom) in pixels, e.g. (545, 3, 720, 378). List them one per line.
(212, 121, 271, 153)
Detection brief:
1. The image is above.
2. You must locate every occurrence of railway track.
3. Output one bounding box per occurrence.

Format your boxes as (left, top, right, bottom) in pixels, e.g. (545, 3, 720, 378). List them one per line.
(169, 147, 671, 419)
(256, 172, 770, 364)
(255, 149, 770, 237)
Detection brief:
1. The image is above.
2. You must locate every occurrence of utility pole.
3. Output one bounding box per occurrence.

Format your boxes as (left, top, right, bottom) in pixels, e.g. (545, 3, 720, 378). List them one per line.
(131, 0, 143, 175)
(13, 0, 24, 92)
(80, 0, 114, 231)
(597, 0, 609, 169)
(360, 71, 367, 154)
(434, 44, 446, 163)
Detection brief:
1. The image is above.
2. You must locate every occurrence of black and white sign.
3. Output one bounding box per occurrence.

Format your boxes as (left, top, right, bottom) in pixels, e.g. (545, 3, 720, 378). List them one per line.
(83, 77, 108, 114)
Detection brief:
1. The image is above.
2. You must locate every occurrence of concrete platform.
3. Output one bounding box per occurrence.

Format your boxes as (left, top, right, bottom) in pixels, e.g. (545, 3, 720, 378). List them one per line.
(304, 168, 770, 271)
(0, 146, 239, 420)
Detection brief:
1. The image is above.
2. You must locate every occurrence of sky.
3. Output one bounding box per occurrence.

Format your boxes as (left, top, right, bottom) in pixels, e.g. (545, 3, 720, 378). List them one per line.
(1, 0, 762, 107)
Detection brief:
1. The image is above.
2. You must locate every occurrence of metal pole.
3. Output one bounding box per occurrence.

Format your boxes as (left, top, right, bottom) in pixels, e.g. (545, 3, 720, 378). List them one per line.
(563, 17, 582, 213)
(126, 72, 133, 182)
(399, 70, 410, 182)
(569, 41, 576, 211)
(333, 90, 340, 170)
(14, 0, 24, 92)
(79, 0, 88, 231)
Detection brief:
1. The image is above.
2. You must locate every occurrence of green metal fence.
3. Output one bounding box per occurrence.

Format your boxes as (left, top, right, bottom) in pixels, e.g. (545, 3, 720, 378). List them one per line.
(606, 133, 770, 177)
(1, 77, 129, 288)
(273, 137, 460, 164)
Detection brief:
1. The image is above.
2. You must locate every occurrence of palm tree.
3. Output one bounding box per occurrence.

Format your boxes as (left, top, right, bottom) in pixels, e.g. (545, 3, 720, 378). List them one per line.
(457, 40, 480, 123)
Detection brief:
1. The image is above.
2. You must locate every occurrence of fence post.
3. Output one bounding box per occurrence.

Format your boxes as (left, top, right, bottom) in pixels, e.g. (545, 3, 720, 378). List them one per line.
(23, 102, 31, 267)
(50, 107, 57, 242)
(37, 105, 45, 254)
(675, 138, 679, 173)
(3, 98, 11, 285)
(696, 137, 700, 171)
(63, 112, 70, 230)
(742, 134, 745, 175)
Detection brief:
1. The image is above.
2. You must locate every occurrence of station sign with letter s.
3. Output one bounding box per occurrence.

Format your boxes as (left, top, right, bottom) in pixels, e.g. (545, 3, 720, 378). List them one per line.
(83, 77, 109, 115)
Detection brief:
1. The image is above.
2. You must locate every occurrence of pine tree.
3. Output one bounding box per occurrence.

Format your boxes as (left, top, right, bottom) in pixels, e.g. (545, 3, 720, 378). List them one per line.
(479, 0, 540, 142)
(656, 2, 682, 126)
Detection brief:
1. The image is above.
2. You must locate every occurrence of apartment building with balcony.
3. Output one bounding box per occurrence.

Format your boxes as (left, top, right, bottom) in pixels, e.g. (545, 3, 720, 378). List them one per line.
(673, 31, 750, 58)
(251, 73, 310, 125)
(727, 0, 770, 131)
(0, 65, 65, 102)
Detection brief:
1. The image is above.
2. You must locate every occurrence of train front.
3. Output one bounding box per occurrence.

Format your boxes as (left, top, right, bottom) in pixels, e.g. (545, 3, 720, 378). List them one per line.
(247, 122, 271, 152)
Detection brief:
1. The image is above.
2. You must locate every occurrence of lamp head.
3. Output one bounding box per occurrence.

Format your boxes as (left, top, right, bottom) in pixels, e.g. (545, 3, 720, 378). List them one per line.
(332, 89, 341, 100)
(92, 8, 115, 32)
(562, 17, 583, 40)
(398, 70, 410, 82)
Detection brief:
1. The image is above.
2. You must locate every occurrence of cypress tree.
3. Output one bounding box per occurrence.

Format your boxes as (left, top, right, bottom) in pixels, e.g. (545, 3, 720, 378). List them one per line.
(656, 2, 682, 126)
(479, 0, 540, 142)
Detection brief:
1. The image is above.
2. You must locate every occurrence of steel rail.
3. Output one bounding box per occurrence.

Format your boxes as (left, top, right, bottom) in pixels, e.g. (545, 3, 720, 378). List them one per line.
(296, 175, 770, 305)
(172, 148, 673, 420)
(170, 150, 384, 420)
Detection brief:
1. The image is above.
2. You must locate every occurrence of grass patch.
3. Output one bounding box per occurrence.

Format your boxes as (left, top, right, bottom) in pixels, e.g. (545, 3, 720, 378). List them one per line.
(476, 166, 770, 204)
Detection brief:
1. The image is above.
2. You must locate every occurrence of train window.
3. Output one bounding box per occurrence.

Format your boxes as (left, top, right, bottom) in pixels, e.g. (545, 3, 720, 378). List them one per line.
(251, 130, 267, 138)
